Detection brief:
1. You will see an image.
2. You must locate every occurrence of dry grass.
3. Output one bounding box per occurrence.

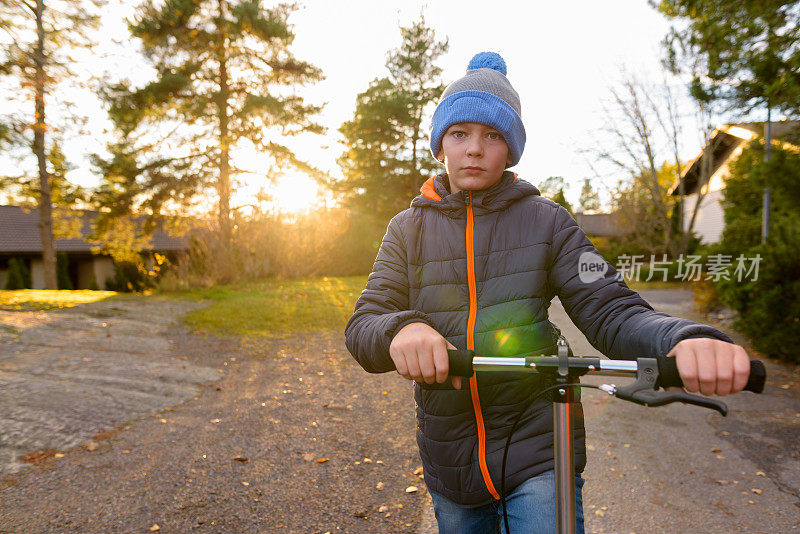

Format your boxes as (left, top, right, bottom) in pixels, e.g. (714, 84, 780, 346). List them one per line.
(0, 290, 117, 311)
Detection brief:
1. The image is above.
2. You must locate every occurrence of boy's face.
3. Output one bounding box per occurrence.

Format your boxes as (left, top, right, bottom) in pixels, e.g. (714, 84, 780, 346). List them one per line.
(436, 122, 512, 195)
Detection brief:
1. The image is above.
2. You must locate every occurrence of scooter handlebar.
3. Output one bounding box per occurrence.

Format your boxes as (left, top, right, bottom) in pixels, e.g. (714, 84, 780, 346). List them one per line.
(657, 357, 766, 393)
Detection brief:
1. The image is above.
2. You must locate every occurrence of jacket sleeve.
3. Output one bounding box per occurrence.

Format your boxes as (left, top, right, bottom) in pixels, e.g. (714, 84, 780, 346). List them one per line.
(546, 205, 733, 360)
(344, 214, 434, 373)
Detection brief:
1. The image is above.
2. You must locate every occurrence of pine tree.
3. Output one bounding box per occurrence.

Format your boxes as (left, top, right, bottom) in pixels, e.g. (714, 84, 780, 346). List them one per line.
(337, 15, 448, 221)
(657, 0, 800, 117)
(578, 178, 601, 213)
(100, 0, 324, 245)
(0, 0, 100, 289)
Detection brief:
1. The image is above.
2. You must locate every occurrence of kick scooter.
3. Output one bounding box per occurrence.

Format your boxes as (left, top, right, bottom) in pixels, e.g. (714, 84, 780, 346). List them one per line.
(447, 338, 767, 534)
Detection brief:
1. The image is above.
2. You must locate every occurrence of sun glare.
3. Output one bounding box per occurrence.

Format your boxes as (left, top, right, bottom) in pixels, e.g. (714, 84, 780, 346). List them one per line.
(269, 174, 320, 214)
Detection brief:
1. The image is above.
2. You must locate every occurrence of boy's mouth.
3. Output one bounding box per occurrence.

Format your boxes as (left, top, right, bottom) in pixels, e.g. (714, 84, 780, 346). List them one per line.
(462, 166, 485, 172)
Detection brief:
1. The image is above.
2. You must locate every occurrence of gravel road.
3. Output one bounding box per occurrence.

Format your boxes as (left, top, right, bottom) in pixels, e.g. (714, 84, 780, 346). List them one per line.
(0, 290, 798, 533)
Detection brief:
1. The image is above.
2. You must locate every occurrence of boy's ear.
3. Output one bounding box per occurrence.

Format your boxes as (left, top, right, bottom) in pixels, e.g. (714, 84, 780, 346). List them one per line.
(436, 149, 444, 162)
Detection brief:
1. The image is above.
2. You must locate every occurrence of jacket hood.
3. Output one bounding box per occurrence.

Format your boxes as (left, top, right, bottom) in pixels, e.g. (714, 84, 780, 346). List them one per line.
(411, 171, 540, 217)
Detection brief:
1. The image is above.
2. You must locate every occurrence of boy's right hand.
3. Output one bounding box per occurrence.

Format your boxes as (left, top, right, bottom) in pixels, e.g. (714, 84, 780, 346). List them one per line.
(390, 322, 462, 390)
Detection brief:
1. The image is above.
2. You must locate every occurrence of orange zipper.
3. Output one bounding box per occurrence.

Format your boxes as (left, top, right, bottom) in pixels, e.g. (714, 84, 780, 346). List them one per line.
(465, 191, 500, 500)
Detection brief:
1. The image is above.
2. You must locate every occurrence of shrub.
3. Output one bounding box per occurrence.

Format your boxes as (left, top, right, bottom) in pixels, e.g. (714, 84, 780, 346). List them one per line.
(712, 140, 800, 362)
(5, 258, 32, 289)
(159, 207, 385, 290)
(56, 252, 73, 290)
(105, 261, 151, 292)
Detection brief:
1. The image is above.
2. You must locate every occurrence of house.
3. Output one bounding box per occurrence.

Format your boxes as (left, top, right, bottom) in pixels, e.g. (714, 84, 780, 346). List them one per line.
(670, 120, 799, 244)
(0, 206, 188, 290)
(574, 212, 623, 237)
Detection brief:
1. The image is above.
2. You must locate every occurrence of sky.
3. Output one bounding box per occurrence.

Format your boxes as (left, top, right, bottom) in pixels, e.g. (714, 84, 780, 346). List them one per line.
(3, 0, 708, 212)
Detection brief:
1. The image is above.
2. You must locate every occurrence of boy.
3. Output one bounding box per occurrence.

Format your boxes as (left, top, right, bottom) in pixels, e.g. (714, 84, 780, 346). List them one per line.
(344, 52, 750, 533)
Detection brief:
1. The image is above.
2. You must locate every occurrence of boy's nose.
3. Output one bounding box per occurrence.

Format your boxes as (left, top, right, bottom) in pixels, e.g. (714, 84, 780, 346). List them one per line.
(465, 138, 483, 157)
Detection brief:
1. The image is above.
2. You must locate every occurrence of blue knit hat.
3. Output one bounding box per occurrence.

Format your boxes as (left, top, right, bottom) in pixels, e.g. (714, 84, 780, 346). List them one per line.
(429, 52, 525, 167)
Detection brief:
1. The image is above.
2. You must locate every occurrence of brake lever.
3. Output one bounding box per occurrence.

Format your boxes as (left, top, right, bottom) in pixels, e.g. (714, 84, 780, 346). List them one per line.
(611, 358, 728, 417)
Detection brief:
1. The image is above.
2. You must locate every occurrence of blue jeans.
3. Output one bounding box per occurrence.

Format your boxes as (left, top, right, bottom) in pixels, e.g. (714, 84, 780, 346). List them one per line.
(429, 470, 585, 534)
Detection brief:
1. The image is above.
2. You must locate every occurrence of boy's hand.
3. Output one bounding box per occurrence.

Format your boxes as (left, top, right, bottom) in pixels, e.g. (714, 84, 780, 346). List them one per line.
(666, 338, 751, 396)
(390, 322, 463, 390)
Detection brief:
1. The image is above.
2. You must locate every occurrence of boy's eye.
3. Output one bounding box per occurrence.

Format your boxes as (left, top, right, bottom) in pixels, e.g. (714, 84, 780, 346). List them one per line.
(487, 132, 502, 140)
(452, 131, 465, 138)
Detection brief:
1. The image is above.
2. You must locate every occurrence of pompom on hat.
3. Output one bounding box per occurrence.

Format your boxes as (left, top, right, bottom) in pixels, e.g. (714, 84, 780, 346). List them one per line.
(429, 52, 525, 167)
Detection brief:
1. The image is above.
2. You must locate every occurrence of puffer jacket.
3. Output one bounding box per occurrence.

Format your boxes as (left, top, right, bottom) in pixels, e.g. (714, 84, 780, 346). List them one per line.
(344, 171, 732, 506)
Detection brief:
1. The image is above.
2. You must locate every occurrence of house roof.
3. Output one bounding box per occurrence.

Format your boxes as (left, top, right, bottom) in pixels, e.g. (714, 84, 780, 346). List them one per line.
(670, 120, 800, 196)
(0, 205, 188, 254)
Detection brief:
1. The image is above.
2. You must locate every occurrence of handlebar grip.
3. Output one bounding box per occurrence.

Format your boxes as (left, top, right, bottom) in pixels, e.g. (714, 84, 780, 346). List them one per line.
(447, 349, 475, 377)
(657, 358, 766, 393)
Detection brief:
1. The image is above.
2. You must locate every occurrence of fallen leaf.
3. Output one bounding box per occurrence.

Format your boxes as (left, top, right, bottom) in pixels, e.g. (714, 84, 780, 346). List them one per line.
(302, 453, 314, 462)
(85, 441, 99, 452)
(586, 444, 595, 451)
(405, 486, 418, 493)
(595, 510, 605, 517)
(413, 467, 423, 475)
(150, 525, 160, 532)
(316, 458, 329, 463)
(122, 450, 130, 454)
(711, 447, 721, 453)
(159, 419, 167, 424)
(232, 456, 248, 462)
(716, 455, 726, 460)
(378, 505, 389, 513)
(600, 506, 608, 510)
(623, 443, 630, 448)
(385, 512, 392, 518)
(780, 384, 790, 389)
(751, 489, 762, 495)
(714, 480, 729, 485)
(210, 419, 220, 424)
(382, 391, 388, 395)
(376, 482, 384, 490)
(748, 500, 754, 504)
(756, 471, 765, 476)
(242, 481, 250, 486)
(376, 460, 384, 464)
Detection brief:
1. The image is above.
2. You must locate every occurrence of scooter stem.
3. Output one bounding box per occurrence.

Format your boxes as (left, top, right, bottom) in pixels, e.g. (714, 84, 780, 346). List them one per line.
(553, 336, 576, 534)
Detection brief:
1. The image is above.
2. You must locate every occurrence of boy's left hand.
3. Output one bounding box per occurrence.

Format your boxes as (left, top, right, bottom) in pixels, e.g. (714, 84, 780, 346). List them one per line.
(666, 338, 751, 396)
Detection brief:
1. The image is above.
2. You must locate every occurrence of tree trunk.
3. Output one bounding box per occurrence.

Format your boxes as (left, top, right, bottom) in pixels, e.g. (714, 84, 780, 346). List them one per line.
(34, 0, 57, 290)
(216, 0, 231, 246)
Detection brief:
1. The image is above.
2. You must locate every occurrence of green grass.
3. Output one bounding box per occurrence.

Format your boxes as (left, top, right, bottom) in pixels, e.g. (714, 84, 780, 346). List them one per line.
(0, 290, 118, 311)
(178, 276, 368, 338)
(174, 275, 694, 338)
